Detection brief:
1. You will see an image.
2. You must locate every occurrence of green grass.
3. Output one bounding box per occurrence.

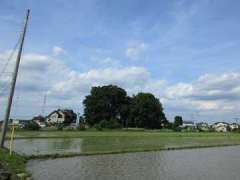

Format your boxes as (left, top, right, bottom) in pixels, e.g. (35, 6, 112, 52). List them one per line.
(8, 130, 240, 157)
(0, 148, 29, 179)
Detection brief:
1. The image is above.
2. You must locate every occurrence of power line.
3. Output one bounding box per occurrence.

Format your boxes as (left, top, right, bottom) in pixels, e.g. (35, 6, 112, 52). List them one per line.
(0, 9, 30, 148)
(0, 36, 21, 79)
(0, 82, 10, 96)
(0, 31, 21, 96)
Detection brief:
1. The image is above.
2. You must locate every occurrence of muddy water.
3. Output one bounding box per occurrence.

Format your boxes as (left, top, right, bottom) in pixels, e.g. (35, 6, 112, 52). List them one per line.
(27, 146, 240, 180)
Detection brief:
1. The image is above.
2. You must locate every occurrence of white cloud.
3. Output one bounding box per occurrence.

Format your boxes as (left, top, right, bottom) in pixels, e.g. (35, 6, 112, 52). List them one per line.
(47, 66, 150, 97)
(166, 83, 193, 99)
(90, 56, 119, 66)
(125, 42, 148, 60)
(0, 49, 73, 118)
(52, 46, 66, 56)
(1, 49, 240, 122)
(164, 72, 240, 113)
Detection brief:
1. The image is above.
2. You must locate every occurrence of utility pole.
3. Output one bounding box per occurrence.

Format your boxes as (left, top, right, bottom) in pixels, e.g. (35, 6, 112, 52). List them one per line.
(0, 9, 30, 148)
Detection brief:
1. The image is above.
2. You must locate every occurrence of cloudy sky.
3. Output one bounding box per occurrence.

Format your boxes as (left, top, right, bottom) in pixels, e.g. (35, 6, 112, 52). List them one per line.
(1, 0, 240, 122)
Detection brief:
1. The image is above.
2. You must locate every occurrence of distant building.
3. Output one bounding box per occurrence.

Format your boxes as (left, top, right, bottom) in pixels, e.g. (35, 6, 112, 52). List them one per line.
(32, 116, 46, 128)
(11, 119, 27, 125)
(46, 109, 77, 125)
(229, 123, 239, 131)
(196, 122, 210, 131)
(10, 119, 30, 128)
(0, 119, 30, 129)
(212, 122, 229, 132)
(180, 121, 195, 128)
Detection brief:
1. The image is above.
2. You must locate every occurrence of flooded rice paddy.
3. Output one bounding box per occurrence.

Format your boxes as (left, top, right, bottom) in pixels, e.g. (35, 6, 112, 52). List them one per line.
(9, 138, 83, 155)
(11, 135, 240, 156)
(27, 145, 240, 180)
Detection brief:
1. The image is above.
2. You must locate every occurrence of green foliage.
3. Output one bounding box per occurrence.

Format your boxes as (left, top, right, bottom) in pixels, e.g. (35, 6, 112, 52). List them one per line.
(181, 127, 198, 132)
(226, 126, 231, 132)
(99, 119, 121, 129)
(158, 128, 174, 132)
(0, 149, 29, 176)
(196, 123, 210, 132)
(24, 121, 40, 131)
(161, 120, 172, 129)
(83, 85, 167, 129)
(231, 127, 240, 132)
(32, 115, 45, 122)
(173, 126, 182, 132)
(94, 123, 103, 131)
(174, 116, 183, 127)
(77, 122, 86, 131)
(129, 93, 166, 129)
(57, 124, 64, 131)
(83, 85, 129, 127)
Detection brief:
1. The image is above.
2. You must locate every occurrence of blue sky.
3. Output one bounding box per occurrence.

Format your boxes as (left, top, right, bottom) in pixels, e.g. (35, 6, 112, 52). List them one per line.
(1, 0, 240, 122)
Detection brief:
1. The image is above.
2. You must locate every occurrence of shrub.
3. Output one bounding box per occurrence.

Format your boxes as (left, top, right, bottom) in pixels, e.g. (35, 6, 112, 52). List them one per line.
(173, 126, 181, 132)
(24, 121, 40, 131)
(77, 122, 86, 131)
(57, 124, 64, 131)
(99, 120, 108, 128)
(159, 128, 174, 132)
(94, 123, 103, 131)
(99, 119, 121, 129)
(181, 128, 198, 132)
(232, 128, 240, 133)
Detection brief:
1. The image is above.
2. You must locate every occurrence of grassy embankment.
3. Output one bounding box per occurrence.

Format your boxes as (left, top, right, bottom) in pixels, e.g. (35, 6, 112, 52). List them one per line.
(0, 148, 30, 179)
(8, 129, 240, 158)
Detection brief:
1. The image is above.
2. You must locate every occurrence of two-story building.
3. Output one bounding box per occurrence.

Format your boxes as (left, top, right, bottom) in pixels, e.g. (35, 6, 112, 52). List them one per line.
(212, 122, 229, 132)
(46, 109, 77, 125)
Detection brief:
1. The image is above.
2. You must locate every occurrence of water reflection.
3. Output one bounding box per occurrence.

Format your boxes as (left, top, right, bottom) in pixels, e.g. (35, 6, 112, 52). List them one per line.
(9, 138, 82, 155)
(27, 146, 240, 180)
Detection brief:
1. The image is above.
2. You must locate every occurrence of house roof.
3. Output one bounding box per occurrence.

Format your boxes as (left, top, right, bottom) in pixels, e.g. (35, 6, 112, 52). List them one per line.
(183, 121, 194, 124)
(196, 122, 208, 125)
(213, 122, 229, 125)
(46, 110, 61, 118)
(47, 109, 76, 119)
(230, 123, 239, 125)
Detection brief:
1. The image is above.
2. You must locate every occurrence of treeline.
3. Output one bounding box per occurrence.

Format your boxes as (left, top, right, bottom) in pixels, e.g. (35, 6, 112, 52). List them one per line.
(83, 85, 168, 129)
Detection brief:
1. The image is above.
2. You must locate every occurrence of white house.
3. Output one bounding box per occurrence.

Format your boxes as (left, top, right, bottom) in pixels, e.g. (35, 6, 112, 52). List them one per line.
(229, 123, 239, 131)
(196, 122, 209, 131)
(32, 116, 46, 128)
(180, 121, 195, 128)
(34, 120, 46, 128)
(46, 110, 65, 124)
(212, 122, 229, 132)
(46, 109, 77, 125)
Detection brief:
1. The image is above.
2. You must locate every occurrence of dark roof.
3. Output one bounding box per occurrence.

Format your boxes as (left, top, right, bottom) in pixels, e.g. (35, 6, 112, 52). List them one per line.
(213, 122, 229, 125)
(197, 122, 208, 124)
(230, 123, 239, 125)
(46, 110, 61, 118)
(183, 121, 194, 124)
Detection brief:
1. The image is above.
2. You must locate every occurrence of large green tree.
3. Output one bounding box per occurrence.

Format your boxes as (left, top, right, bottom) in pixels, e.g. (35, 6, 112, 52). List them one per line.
(83, 85, 129, 126)
(129, 93, 166, 129)
(174, 116, 183, 127)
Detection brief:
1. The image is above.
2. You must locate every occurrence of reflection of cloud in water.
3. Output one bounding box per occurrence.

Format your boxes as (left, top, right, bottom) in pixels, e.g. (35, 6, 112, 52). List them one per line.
(10, 138, 83, 155)
(27, 146, 240, 180)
